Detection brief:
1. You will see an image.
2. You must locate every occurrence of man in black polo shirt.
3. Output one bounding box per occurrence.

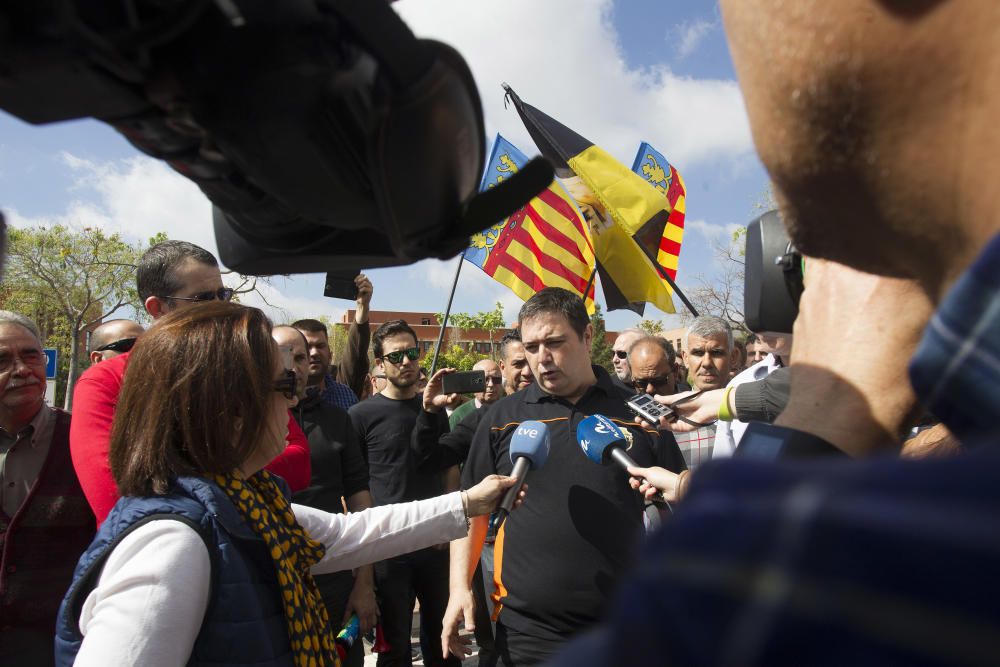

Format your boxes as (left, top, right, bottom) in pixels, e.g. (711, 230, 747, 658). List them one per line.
(413, 330, 534, 667)
(442, 288, 685, 666)
(348, 320, 457, 667)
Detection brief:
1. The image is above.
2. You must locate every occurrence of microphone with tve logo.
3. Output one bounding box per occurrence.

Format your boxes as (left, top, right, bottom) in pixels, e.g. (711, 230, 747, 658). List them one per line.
(496, 420, 550, 527)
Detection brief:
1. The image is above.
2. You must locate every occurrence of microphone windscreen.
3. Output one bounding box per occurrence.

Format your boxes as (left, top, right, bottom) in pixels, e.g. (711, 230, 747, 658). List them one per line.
(508, 420, 551, 468)
(576, 414, 628, 465)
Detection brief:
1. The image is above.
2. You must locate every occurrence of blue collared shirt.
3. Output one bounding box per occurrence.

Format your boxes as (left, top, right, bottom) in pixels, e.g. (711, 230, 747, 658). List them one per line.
(549, 235, 1000, 667)
(317, 373, 358, 411)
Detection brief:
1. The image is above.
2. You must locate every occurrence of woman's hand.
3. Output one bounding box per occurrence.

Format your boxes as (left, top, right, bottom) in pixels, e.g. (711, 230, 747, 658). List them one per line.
(464, 475, 526, 516)
(626, 465, 687, 503)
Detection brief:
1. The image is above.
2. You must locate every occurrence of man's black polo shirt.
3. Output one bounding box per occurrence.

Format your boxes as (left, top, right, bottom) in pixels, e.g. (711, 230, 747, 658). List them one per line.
(461, 365, 685, 641)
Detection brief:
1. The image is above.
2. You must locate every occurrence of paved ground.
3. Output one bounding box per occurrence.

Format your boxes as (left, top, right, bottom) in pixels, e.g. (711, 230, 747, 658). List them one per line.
(361, 609, 485, 667)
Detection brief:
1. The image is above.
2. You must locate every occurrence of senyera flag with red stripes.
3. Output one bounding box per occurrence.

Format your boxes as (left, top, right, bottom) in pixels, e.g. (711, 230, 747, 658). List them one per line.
(463, 134, 596, 313)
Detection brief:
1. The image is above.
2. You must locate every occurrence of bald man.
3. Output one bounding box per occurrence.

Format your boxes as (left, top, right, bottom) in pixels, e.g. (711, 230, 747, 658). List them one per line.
(88, 320, 144, 365)
(447, 358, 503, 428)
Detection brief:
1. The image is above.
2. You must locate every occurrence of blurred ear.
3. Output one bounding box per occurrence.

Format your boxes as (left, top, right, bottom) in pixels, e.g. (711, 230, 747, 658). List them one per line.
(144, 296, 169, 319)
(89, 351, 102, 365)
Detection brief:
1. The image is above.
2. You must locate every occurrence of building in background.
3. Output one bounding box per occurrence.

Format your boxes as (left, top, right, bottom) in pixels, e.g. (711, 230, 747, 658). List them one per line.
(337, 309, 617, 359)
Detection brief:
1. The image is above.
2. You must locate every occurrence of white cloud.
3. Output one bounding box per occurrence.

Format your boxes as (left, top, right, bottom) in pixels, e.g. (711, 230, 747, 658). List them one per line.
(393, 0, 753, 170)
(686, 218, 744, 245)
(231, 277, 344, 324)
(671, 19, 716, 60)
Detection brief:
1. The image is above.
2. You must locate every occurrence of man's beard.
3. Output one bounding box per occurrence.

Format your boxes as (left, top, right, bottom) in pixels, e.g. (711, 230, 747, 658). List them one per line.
(389, 374, 417, 389)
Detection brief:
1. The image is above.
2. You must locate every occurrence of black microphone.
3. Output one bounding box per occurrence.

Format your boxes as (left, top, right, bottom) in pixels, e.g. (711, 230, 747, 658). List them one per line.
(495, 420, 550, 527)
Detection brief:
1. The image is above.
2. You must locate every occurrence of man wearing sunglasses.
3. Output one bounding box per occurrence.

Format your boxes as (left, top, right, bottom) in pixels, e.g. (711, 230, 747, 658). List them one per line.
(70, 240, 311, 524)
(610, 328, 643, 390)
(447, 359, 503, 429)
(349, 319, 459, 667)
(87, 320, 144, 365)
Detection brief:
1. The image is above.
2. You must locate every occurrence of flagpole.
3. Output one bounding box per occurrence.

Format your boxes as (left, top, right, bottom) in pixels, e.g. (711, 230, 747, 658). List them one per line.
(583, 265, 598, 301)
(429, 254, 465, 375)
(637, 244, 699, 317)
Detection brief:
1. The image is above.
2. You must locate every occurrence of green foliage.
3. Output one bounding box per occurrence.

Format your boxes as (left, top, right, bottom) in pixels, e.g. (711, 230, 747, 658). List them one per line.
(589, 304, 614, 374)
(436, 301, 507, 359)
(1, 225, 155, 408)
(327, 320, 351, 363)
(422, 344, 486, 372)
(638, 319, 665, 335)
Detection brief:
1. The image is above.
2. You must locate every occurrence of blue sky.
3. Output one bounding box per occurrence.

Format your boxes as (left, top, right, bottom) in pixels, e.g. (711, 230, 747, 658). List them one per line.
(0, 0, 769, 333)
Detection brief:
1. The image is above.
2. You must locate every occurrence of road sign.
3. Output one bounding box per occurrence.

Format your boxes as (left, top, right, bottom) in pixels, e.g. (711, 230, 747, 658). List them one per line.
(45, 379, 57, 407)
(44, 348, 58, 379)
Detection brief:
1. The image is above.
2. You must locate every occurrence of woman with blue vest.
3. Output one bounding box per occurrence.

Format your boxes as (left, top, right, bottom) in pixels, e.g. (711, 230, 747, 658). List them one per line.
(55, 302, 521, 667)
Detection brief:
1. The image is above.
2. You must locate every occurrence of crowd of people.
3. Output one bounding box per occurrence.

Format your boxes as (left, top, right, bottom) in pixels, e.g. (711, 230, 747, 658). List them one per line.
(2, 1, 999, 665)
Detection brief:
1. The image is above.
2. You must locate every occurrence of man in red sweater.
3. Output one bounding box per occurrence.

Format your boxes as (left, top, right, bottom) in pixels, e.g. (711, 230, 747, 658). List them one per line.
(70, 240, 310, 524)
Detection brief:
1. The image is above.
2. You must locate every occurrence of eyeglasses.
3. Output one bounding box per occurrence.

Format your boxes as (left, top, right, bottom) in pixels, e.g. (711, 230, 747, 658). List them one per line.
(381, 347, 420, 365)
(274, 369, 297, 400)
(159, 287, 235, 303)
(631, 376, 673, 391)
(94, 337, 138, 354)
(484, 374, 503, 385)
(613, 350, 628, 359)
(0, 349, 45, 373)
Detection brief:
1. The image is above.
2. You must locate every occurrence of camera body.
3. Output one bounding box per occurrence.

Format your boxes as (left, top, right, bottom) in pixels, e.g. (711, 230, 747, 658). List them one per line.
(743, 210, 804, 335)
(0, 1, 552, 275)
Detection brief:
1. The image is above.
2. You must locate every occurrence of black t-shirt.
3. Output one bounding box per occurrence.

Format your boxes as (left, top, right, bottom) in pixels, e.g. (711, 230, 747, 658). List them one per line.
(291, 392, 369, 514)
(348, 393, 449, 506)
(461, 366, 685, 640)
(412, 404, 486, 472)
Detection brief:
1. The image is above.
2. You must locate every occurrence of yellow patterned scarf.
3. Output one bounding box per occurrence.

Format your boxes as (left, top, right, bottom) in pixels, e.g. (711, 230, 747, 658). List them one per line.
(214, 470, 340, 667)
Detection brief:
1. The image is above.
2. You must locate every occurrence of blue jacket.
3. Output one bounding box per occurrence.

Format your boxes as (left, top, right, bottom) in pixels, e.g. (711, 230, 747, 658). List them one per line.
(55, 476, 294, 666)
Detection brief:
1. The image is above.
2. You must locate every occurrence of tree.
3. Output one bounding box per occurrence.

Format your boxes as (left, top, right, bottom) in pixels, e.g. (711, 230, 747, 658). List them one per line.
(685, 225, 749, 336)
(680, 184, 778, 337)
(589, 304, 614, 374)
(2, 225, 152, 409)
(437, 302, 507, 359)
(638, 319, 665, 335)
(422, 344, 486, 372)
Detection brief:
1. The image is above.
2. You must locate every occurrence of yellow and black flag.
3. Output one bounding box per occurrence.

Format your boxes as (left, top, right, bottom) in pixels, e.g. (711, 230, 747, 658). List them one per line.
(504, 84, 693, 316)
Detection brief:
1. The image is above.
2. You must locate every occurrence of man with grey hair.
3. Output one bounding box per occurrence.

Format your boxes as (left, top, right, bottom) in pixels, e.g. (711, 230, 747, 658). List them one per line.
(0, 311, 95, 664)
(87, 319, 144, 365)
(673, 316, 740, 469)
(682, 316, 738, 392)
(611, 328, 644, 388)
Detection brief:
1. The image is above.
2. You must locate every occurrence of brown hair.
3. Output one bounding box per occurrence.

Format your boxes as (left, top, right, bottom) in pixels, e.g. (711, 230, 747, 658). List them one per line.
(110, 302, 277, 496)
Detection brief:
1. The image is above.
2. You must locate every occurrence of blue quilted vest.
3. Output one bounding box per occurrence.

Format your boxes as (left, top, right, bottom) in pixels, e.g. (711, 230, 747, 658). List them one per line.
(54, 476, 294, 666)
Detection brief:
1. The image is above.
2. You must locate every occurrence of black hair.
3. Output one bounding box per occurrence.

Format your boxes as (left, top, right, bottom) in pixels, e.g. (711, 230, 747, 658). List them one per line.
(517, 287, 589, 339)
(291, 318, 328, 340)
(136, 240, 218, 301)
(372, 319, 418, 358)
(498, 329, 522, 360)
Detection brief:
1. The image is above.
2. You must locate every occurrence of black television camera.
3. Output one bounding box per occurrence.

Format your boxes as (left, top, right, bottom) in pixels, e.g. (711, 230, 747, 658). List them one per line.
(0, 0, 552, 275)
(743, 209, 804, 334)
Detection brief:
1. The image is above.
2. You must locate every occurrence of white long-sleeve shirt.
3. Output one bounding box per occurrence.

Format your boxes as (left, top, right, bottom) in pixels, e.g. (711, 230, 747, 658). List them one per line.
(74, 493, 468, 667)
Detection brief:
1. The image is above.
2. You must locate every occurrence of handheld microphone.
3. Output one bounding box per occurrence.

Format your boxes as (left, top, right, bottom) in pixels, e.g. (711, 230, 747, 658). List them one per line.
(496, 420, 550, 525)
(577, 414, 665, 532)
(577, 414, 637, 471)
